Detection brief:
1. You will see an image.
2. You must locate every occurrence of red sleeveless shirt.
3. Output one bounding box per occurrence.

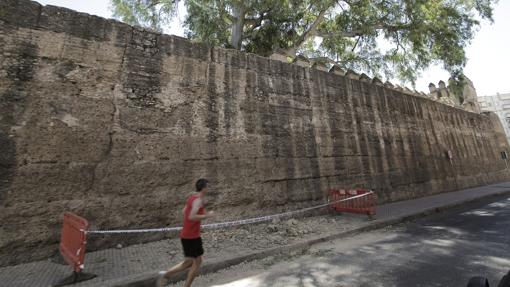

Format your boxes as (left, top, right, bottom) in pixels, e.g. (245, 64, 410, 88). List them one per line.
(180, 194, 205, 239)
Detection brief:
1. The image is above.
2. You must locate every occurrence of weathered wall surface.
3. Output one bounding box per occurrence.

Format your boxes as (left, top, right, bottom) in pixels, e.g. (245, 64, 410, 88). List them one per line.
(1, 0, 510, 266)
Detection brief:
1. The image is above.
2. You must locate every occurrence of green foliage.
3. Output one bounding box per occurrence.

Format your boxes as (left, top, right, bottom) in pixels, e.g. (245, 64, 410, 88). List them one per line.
(110, 0, 496, 84)
(448, 73, 467, 104)
(110, 0, 177, 31)
(184, 0, 232, 47)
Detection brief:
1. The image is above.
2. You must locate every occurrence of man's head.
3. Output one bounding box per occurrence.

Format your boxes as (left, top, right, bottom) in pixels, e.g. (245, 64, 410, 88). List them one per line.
(195, 178, 208, 193)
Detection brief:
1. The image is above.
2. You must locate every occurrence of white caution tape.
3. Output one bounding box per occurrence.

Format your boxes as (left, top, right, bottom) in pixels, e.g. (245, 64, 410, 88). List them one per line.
(86, 191, 373, 235)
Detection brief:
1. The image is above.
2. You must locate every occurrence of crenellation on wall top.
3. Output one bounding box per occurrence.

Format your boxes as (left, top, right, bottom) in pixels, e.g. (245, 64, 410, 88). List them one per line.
(359, 73, 371, 82)
(345, 69, 360, 79)
(428, 83, 437, 93)
(384, 81, 394, 88)
(292, 55, 310, 67)
(403, 87, 414, 95)
(311, 62, 329, 72)
(372, 77, 383, 86)
(269, 50, 289, 63)
(329, 65, 345, 75)
(425, 77, 481, 113)
(212, 47, 248, 69)
(417, 91, 428, 98)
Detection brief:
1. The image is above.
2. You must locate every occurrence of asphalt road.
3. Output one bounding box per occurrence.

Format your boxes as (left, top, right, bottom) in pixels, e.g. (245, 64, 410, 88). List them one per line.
(182, 196, 510, 287)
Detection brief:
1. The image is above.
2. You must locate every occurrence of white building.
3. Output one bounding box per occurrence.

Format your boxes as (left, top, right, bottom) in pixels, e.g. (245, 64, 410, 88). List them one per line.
(478, 92, 510, 143)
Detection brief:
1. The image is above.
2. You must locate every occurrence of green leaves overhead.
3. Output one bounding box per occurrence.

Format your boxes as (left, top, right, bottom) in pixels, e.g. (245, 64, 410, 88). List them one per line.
(110, 0, 495, 84)
(110, 0, 178, 31)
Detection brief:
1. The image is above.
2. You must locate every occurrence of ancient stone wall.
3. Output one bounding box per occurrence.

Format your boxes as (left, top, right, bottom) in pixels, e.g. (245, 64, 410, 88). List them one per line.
(1, 0, 510, 265)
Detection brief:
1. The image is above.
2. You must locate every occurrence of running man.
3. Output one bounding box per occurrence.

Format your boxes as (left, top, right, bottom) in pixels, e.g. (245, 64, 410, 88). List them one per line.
(157, 178, 215, 287)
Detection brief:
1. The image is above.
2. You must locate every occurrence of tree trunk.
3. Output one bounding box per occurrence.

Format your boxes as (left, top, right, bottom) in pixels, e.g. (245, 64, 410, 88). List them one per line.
(231, 5, 245, 49)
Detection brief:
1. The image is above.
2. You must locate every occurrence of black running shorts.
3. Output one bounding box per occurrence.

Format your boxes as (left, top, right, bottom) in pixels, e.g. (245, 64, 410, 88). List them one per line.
(180, 237, 204, 258)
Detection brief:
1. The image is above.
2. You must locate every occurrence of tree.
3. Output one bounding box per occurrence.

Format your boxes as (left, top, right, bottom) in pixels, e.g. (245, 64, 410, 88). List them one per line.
(110, 0, 495, 84)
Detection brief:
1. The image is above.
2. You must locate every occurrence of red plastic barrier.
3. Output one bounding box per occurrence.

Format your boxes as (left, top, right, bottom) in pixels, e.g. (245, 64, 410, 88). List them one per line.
(59, 212, 89, 273)
(328, 189, 377, 218)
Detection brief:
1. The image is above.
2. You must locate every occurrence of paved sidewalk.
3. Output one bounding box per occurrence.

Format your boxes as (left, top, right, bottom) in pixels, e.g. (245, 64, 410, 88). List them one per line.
(1, 182, 510, 287)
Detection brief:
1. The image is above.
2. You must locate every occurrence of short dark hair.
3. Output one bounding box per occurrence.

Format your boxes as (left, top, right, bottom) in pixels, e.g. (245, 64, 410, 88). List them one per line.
(195, 178, 208, 192)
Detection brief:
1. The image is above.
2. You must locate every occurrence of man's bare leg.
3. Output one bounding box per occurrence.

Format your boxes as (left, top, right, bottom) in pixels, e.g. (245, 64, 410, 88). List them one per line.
(156, 258, 193, 287)
(164, 258, 194, 278)
(183, 256, 202, 287)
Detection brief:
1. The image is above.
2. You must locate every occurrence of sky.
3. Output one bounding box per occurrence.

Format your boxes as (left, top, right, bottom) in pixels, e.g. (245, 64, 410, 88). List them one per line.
(34, 0, 510, 96)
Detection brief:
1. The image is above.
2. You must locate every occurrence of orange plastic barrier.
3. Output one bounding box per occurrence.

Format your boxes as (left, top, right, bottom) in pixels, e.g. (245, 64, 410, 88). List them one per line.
(59, 212, 89, 272)
(55, 212, 96, 286)
(328, 189, 377, 218)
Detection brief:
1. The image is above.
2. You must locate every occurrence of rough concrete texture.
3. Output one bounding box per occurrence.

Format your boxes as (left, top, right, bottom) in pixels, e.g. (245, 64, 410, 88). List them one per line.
(1, 0, 510, 266)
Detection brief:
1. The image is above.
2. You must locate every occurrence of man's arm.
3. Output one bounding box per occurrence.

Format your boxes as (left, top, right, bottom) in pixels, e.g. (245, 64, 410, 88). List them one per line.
(188, 198, 213, 221)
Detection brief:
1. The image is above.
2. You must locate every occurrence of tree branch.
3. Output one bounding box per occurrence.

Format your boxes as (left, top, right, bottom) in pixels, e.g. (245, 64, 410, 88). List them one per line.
(351, 35, 361, 52)
(318, 31, 362, 38)
(145, 0, 162, 9)
(317, 22, 413, 39)
(144, 0, 179, 9)
(281, 7, 331, 56)
(296, 9, 328, 46)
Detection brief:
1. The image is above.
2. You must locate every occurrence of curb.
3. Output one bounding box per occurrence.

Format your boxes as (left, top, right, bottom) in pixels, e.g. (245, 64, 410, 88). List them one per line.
(111, 189, 510, 287)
